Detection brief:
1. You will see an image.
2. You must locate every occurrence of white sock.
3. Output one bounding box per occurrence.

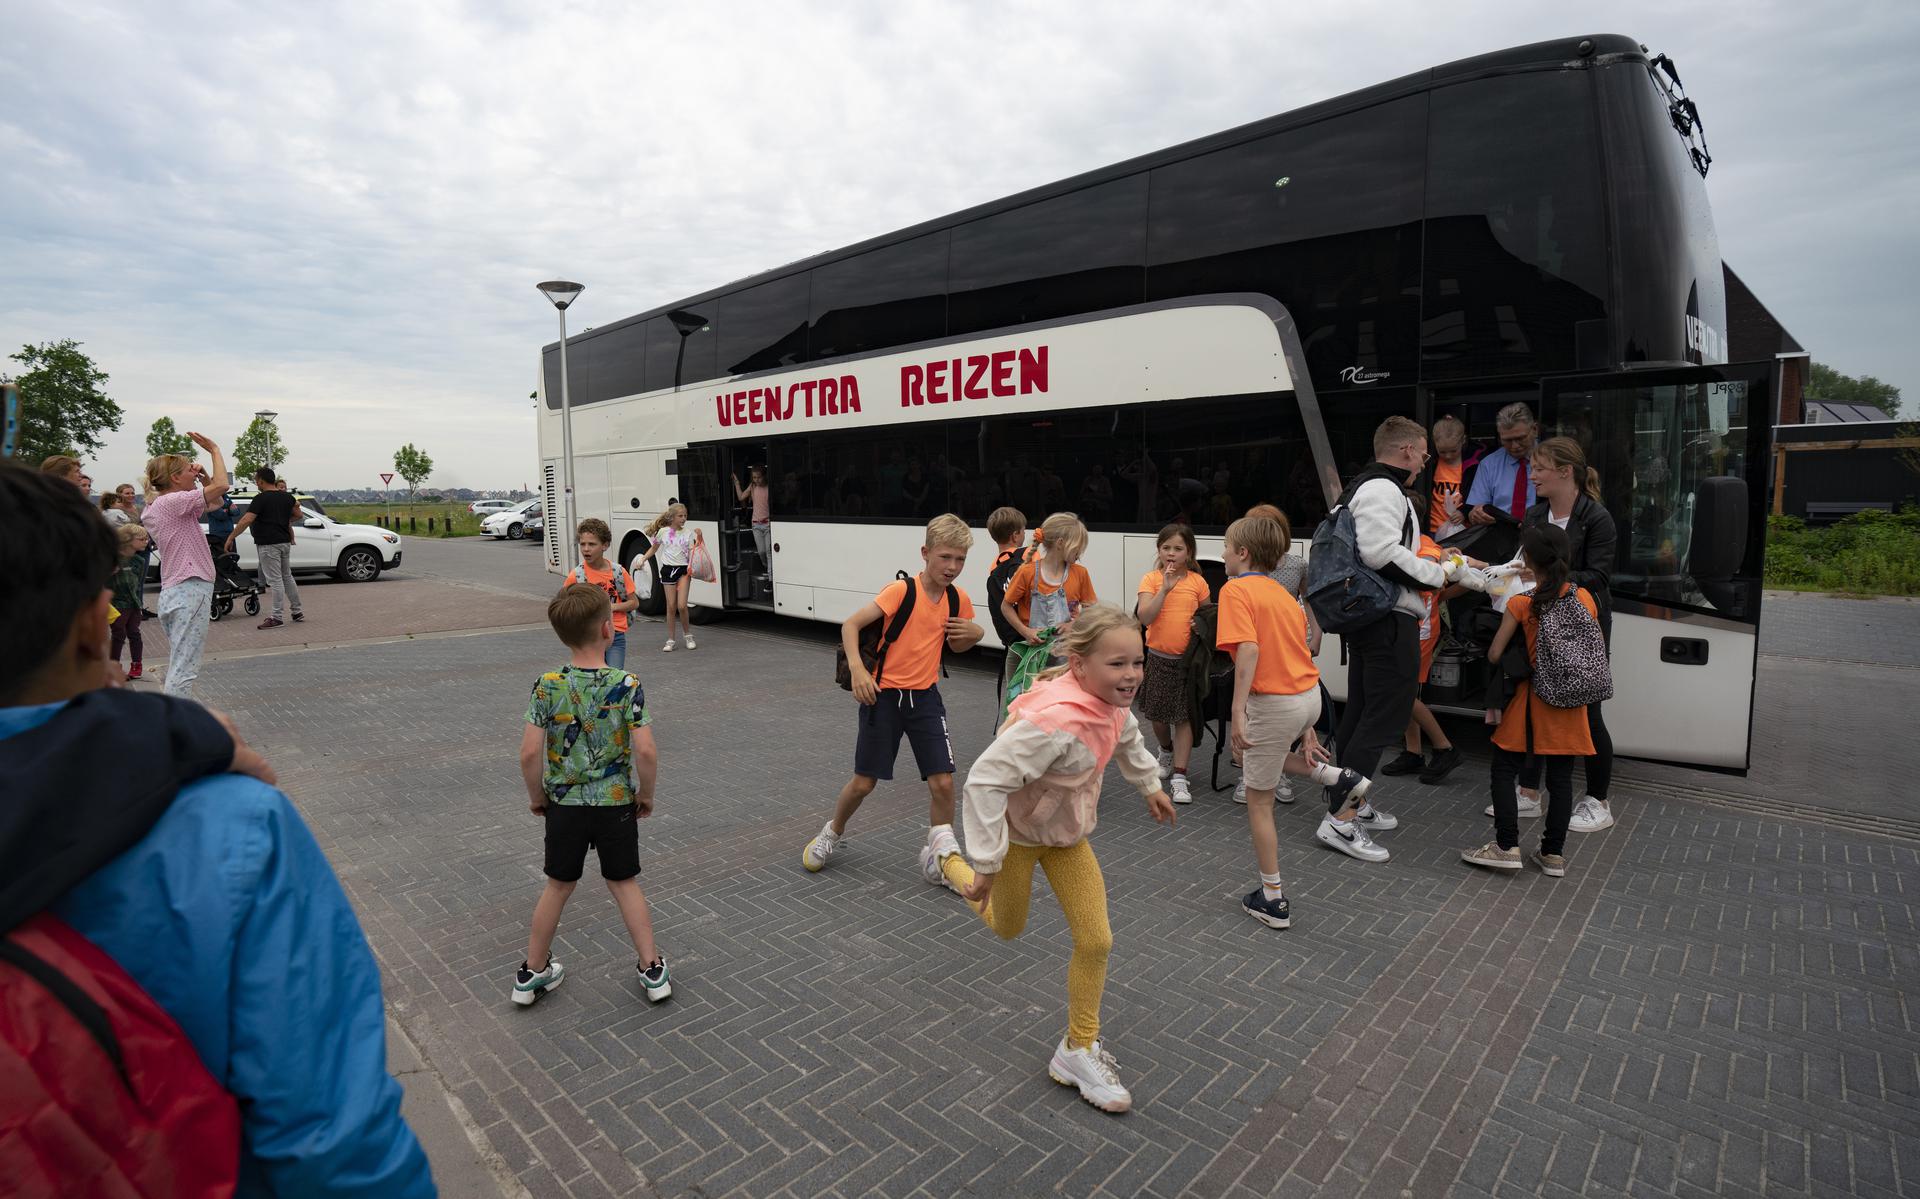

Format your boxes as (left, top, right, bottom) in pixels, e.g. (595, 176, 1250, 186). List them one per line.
(1259, 871, 1285, 900)
(1308, 763, 1343, 786)
(1171, 770, 1187, 781)
(1356, 801, 1375, 817)
(1328, 813, 1353, 828)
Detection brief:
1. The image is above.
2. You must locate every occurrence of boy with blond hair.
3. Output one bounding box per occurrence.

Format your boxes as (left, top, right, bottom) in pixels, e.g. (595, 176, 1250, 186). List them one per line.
(803, 514, 985, 886)
(514, 583, 670, 1006)
(1217, 515, 1370, 927)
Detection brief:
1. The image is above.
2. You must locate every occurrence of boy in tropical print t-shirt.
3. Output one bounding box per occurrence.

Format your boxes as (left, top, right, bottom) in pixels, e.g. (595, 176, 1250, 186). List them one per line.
(512, 583, 672, 1008)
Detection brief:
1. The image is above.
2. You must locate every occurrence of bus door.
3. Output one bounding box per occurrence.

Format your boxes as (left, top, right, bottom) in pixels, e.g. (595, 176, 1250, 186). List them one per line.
(715, 443, 773, 610)
(1537, 361, 1776, 772)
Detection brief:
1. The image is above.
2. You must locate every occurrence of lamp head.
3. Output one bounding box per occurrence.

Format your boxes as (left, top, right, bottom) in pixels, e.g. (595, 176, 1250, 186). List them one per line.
(538, 280, 585, 310)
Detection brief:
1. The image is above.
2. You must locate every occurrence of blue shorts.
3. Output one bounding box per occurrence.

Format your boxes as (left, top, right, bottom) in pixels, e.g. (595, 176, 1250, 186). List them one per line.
(605, 631, 627, 669)
(854, 686, 954, 781)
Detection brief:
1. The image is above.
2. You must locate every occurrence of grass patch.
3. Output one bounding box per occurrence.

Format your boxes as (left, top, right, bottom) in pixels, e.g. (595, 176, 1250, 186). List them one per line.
(1766, 508, 1920, 596)
(326, 502, 490, 538)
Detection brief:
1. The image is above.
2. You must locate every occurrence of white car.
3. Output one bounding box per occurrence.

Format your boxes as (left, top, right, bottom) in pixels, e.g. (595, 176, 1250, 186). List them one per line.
(469, 499, 519, 516)
(481, 499, 542, 540)
(150, 502, 403, 582)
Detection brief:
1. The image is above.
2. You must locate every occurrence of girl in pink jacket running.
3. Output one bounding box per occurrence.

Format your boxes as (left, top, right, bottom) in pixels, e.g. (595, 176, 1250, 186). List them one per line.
(931, 604, 1177, 1115)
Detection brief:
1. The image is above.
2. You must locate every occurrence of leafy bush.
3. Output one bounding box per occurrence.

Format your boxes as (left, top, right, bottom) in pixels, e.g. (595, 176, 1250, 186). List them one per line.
(1766, 507, 1920, 595)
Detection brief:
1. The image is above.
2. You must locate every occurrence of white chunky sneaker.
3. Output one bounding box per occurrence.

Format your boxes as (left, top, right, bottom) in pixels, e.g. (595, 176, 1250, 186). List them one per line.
(1316, 815, 1390, 863)
(1355, 803, 1398, 831)
(1168, 775, 1193, 805)
(920, 826, 961, 891)
(661, 639, 675, 652)
(684, 635, 697, 650)
(1568, 797, 1615, 832)
(511, 958, 564, 1006)
(1486, 795, 1544, 818)
(1233, 776, 1249, 805)
(1048, 1038, 1132, 1113)
(801, 822, 842, 872)
(1156, 749, 1174, 779)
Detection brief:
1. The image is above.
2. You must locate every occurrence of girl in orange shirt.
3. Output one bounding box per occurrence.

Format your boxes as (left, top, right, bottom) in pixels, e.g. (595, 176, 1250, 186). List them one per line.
(1463, 525, 1598, 877)
(1134, 523, 1211, 804)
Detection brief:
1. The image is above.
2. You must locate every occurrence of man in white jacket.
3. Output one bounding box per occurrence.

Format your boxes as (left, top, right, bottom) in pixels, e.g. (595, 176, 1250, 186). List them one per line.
(1320, 416, 1479, 863)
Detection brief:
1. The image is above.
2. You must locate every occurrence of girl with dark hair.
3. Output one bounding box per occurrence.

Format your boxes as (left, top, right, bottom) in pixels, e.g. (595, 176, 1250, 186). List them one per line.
(1463, 523, 1599, 877)
(1134, 523, 1207, 803)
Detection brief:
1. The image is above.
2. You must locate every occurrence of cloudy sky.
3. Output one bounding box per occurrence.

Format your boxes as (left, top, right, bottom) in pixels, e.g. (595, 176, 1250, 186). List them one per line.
(5, 0, 1914, 489)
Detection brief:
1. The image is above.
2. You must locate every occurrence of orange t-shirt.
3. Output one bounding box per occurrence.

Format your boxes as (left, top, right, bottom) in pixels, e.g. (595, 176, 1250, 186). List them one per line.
(1215, 574, 1318, 695)
(872, 577, 975, 691)
(1137, 569, 1210, 656)
(1003, 559, 1095, 630)
(569, 561, 636, 633)
(1429, 458, 1464, 531)
(1491, 586, 1600, 757)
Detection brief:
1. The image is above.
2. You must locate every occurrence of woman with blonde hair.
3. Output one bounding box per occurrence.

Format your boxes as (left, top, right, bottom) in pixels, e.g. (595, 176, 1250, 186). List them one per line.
(140, 432, 229, 696)
(934, 604, 1177, 1114)
(633, 503, 702, 650)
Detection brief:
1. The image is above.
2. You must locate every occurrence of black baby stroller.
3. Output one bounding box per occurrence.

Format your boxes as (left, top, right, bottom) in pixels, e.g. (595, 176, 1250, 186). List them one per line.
(208, 550, 265, 621)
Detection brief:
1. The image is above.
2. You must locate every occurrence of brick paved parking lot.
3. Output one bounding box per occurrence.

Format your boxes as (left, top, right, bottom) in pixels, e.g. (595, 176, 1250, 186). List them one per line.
(180, 583, 1920, 1198)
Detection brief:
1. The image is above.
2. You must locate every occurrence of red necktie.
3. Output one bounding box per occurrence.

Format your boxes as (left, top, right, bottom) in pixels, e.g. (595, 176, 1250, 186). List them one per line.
(1510, 460, 1530, 519)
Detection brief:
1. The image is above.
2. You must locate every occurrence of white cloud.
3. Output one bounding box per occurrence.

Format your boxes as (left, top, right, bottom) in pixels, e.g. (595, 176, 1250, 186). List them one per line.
(4, 0, 1916, 485)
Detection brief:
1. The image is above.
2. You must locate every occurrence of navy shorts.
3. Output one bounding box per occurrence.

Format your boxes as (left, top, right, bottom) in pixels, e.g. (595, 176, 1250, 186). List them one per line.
(854, 686, 954, 781)
(543, 803, 641, 882)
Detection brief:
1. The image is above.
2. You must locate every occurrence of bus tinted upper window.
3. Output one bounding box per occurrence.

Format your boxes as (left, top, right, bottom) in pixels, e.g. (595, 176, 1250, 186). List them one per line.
(646, 312, 717, 390)
(719, 275, 811, 375)
(1146, 96, 1427, 390)
(948, 176, 1148, 337)
(587, 326, 646, 403)
(1423, 72, 1609, 380)
(809, 232, 950, 361)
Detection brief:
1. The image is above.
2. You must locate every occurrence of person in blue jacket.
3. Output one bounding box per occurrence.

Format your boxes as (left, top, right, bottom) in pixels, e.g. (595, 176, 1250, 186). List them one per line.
(0, 461, 435, 1197)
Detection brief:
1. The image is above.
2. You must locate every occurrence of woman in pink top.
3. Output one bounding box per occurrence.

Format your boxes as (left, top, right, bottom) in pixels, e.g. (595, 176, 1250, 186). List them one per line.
(732, 465, 772, 575)
(141, 432, 229, 697)
(930, 605, 1178, 1115)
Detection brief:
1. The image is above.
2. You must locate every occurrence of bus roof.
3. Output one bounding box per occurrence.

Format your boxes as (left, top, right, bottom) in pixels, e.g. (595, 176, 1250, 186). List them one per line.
(545, 34, 1650, 356)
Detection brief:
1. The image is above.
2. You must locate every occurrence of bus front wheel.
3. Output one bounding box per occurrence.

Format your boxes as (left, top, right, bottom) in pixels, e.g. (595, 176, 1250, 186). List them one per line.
(624, 535, 665, 618)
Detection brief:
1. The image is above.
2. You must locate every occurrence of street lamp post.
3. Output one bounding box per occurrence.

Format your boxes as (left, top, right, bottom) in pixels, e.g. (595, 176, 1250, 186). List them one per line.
(537, 281, 585, 573)
(254, 409, 280, 473)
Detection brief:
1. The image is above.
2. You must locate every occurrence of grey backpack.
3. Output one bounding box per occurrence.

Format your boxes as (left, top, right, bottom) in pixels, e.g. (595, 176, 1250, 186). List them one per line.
(1531, 588, 1613, 709)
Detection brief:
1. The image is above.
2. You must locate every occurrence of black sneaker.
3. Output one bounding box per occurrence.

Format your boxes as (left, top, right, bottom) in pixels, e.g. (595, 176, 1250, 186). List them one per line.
(1380, 750, 1425, 776)
(291, 612, 305, 623)
(1418, 746, 1463, 784)
(1324, 768, 1372, 811)
(639, 957, 672, 1003)
(1242, 888, 1291, 929)
(141, 608, 158, 619)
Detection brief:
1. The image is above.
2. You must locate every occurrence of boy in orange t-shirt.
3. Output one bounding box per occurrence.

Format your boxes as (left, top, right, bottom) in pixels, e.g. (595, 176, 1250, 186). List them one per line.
(567, 519, 639, 669)
(1216, 516, 1374, 929)
(802, 514, 985, 889)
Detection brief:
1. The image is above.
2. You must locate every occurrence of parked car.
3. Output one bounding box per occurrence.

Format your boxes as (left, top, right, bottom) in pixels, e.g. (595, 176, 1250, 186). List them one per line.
(469, 499, 518, 516)
(148, 501, 402, 583)
(481, 499, 542, 540)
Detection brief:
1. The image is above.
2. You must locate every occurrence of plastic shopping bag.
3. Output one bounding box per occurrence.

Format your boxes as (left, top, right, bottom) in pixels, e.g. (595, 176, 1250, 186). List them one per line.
(998, 629, 1059, 728)
(689, 537, 717, 583)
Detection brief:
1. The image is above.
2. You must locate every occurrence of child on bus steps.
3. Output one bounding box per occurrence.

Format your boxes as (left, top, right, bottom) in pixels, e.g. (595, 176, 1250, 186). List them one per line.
(1134, 523, 1210, 803)
(567, 518, 638, 669)
(634, 504, 701, 651)
(1216, 515, 1371, 924)
(932, 604, 1178, 1113)
(1462, 524, 1600, 877)
(802, 514, 985, 883)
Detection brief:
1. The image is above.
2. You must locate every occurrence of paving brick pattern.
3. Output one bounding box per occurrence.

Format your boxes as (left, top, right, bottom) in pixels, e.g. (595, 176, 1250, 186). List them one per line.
(187, 605, 1920, 1198)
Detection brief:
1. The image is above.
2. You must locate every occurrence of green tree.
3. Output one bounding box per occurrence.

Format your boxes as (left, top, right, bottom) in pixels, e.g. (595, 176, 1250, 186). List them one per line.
(1808, 362, 1902, 418)
(233, 415, 288, 479)
(393, 443, 433, 500)
(8, 340, 121, 465)
(144, 415, 196, 461)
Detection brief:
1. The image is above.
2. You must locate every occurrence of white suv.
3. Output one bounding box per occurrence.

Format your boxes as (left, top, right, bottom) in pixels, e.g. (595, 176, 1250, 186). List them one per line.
(481, 499, 542, 540)
(470, 499, 519, 517)
(151, 501, 404, 582)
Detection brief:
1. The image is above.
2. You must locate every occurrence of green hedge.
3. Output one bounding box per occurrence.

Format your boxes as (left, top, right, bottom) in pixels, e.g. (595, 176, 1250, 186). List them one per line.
(1765, 508, 1920, 595)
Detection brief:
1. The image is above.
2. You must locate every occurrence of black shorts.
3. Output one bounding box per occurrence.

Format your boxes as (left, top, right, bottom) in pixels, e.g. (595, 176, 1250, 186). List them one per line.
(543, 803, 641, 882)
(659, 564, 688, 584)
(854, 686, 954, 781)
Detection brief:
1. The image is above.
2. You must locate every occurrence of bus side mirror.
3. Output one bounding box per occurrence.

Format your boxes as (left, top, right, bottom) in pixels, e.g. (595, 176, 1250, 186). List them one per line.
(1689, 476, 1748, 612)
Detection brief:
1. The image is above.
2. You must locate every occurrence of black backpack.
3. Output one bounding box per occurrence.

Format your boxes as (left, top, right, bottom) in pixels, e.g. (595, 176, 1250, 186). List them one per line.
(834, 571, 960, 690)
(985, 547, 1027, 647)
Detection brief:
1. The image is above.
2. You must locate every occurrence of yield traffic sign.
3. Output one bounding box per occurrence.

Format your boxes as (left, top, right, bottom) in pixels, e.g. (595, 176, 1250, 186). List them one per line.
(380, 472, 395, 485)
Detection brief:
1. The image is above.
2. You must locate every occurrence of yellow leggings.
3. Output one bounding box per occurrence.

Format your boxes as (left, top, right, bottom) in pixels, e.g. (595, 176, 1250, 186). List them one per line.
(941, 839, 1112, 1050)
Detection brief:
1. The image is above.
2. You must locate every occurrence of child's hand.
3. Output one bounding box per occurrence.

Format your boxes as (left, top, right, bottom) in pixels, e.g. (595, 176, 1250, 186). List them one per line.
(1230, 711, 1251, 754)
(1146, 790, 1178, 825)
(851, 668, 879, 705)
(1299, 729, 1332, 766)
(203, 706, 279, 787)
(635, 793, 654, 817)
(1484, 708, 1503, 726)
(530, 794, 547, 815)
(961, 869, 996, 904)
